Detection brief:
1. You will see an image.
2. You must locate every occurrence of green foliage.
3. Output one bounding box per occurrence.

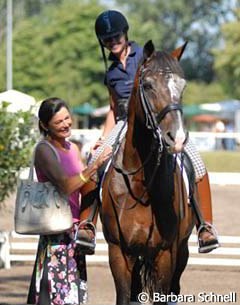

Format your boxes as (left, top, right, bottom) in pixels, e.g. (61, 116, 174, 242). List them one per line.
(0, 0, 237, 107)
(0, 104, 37, 203)
(183, 81, 230, 105)
(114, 0, 237, 83)
(0, 0, 108, 108)
(213, 8, 240, 99)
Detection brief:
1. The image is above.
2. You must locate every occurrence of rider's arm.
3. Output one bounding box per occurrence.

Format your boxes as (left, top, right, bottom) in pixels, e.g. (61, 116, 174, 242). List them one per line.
(101, 108, 115, 139)
(100, 90, 116, 139)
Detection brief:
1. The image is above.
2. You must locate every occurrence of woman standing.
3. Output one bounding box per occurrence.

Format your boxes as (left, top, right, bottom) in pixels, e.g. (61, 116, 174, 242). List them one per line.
(27, 97, 111, 305)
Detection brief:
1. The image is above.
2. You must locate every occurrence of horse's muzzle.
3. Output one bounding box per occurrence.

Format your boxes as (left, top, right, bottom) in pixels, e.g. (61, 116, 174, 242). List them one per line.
(163, 129, 188, 154)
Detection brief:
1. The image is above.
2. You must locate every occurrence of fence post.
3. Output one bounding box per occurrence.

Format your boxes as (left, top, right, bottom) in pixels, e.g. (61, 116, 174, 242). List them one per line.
(0, 231, 11, 269)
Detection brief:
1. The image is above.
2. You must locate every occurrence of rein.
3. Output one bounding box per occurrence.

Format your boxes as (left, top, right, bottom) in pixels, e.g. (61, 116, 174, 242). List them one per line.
(109, 147, 162, 209)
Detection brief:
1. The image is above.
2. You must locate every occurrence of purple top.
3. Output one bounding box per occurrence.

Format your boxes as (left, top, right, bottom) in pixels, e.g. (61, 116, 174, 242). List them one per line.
(36, 141, 83, 222)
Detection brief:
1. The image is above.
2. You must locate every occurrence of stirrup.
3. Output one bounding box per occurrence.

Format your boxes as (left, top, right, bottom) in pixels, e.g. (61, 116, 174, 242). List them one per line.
(197, 222, 220, 254)
(79, 219, 96, 232)
(75, 220, 96, 255)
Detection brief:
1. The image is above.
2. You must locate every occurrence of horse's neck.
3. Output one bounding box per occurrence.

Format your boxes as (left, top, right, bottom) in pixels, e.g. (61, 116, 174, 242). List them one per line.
(122, 113, 153, 171)
(121, 83, 155, 170)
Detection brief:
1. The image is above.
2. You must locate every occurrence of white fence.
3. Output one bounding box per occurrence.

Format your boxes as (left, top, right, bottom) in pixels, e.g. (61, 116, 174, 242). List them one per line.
(1, 231, 240, 269)
(70, 129, 240, 154)
(0, 172, 240, 269)
(189, 131, 240, 151)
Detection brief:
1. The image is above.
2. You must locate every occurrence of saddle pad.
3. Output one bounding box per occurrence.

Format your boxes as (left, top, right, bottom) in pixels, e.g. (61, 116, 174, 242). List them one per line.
(176, 154, 190, 203)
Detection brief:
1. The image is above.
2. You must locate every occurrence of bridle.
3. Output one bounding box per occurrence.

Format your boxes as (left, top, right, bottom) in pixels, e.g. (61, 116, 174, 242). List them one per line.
(112, 61, 186, 176)
(139, 65, 183, 147)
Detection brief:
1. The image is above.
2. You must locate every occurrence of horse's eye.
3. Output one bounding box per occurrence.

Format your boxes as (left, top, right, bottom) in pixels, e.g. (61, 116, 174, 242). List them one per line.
(143, 81, 152, 91)
(165, 73, 171, 80)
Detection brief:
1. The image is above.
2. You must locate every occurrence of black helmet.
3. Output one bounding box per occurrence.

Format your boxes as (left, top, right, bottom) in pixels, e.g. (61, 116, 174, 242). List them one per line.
(95, 10, 129, 40)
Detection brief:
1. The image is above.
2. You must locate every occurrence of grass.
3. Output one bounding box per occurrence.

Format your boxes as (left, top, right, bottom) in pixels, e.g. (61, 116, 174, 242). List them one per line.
(200, 150, 240, 172)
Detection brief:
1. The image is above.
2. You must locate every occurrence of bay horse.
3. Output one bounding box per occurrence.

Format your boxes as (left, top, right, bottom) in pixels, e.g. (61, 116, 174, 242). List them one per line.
(100, 40, 195, 305)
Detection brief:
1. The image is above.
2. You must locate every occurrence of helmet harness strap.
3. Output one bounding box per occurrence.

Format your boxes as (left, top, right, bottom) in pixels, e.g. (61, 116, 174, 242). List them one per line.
(99, 39, 108, 72)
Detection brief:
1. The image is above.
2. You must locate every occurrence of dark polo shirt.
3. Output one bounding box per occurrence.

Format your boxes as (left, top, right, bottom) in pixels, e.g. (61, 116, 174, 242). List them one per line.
(105, 41, 143, 100)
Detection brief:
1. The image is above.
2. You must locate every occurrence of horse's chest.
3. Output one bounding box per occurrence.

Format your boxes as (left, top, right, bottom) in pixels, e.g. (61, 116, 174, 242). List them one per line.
(120, 217, 162, 246)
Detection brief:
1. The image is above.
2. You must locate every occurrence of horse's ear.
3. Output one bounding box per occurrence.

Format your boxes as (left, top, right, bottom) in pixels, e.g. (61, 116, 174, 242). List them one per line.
(171, 41, 188, 61)
(143, 40, 155, 60)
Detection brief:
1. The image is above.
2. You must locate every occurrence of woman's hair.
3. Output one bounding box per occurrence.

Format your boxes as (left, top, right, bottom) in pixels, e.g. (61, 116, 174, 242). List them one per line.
(38, 97, 70, 136)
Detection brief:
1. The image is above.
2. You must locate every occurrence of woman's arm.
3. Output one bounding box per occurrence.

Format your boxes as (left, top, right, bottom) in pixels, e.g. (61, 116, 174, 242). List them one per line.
(35, 143, 111, 195)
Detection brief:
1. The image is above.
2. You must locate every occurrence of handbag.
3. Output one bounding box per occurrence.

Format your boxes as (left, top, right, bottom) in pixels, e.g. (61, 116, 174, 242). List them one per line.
(14, 140, 73, 235)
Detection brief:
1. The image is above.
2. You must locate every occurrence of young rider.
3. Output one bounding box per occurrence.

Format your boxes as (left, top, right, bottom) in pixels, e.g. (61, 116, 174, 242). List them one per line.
(78, 10, 219, 254)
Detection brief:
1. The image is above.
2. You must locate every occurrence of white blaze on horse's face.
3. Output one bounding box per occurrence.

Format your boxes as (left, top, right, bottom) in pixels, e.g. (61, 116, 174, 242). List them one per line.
(174, 111, 186, 152)
(167, 73, 186, 103)
(164, 72, 187, 153)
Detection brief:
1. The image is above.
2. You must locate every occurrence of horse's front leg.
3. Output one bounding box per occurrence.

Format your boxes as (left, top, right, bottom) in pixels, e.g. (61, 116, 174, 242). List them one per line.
(170, 238, 189, 296)
(153, 249, 174, 305)
(109, 243, 133, 305)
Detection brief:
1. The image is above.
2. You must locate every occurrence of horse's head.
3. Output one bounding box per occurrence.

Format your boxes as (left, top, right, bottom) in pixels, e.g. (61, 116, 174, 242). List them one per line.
(136, 40, 188, 153)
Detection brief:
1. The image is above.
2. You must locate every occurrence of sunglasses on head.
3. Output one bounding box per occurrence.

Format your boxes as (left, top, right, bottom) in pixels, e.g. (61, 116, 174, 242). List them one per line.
(101, 32, 124, 45)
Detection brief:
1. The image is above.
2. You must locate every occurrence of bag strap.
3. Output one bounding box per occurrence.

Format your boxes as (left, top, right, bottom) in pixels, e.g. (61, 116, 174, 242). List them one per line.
(28, 139, 60, 182)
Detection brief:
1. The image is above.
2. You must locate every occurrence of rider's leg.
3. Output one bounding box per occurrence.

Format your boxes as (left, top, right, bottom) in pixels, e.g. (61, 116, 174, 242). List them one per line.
(76, 180, 99, 255)
(76, 120, 127, 254)
(184, 140, 219, 253)
(195, 172, 220, 253)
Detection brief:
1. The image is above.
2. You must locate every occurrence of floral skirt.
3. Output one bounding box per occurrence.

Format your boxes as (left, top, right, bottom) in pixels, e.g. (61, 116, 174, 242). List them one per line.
(27, 227, 87, 305)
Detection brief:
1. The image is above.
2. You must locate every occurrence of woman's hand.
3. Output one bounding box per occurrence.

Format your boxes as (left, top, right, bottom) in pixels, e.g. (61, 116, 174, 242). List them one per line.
(94, 145, 112, 168)
(91, 138, 105, 152)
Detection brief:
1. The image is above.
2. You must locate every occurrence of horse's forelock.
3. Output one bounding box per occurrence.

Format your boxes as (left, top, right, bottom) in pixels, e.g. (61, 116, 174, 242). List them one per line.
(145, 51, 185, 78)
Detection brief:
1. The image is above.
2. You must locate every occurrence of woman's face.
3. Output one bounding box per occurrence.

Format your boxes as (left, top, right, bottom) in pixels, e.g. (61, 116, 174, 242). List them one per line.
(103, 33, 127, 56)
(47, 107, 72, 139)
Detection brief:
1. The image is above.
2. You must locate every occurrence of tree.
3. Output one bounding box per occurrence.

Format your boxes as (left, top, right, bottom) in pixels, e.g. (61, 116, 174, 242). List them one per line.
(183, 81, 230, 105)
(0, 104, 37, 203)
(213, 8, 240, 99)
(0, 0, 64, 45)
(0, 0, 108, 107)
(114, 0, 237, 83)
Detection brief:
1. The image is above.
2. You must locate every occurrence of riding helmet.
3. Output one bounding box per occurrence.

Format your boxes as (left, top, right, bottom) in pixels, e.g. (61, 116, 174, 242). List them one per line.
(95, 10, 129, 40)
